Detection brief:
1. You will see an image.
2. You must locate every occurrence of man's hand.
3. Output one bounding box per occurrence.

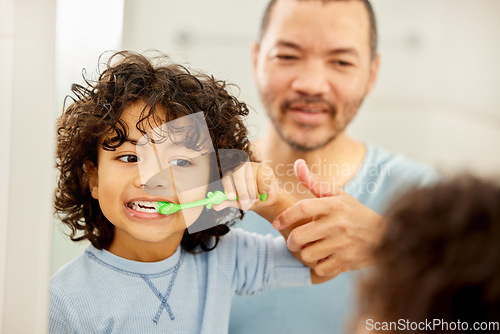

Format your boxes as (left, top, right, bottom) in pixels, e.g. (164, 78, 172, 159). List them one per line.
(272, 159, 386, 279)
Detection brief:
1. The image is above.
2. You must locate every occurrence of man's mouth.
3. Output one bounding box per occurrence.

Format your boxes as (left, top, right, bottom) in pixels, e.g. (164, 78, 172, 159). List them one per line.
(284, 102, 335, 126)
(283, 99, 336, 117)
(291, 107, 328, 114)
(126, 201, 161, 213)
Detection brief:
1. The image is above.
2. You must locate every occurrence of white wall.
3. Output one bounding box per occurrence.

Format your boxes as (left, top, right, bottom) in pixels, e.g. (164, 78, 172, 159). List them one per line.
(51, 0, 124, 275)
(121, 0, 500, 176)
(348, 0, 500, 175)
(1, 0, 56, 332)
(122, 0, 269, 138)
(0, 0, 15, 329)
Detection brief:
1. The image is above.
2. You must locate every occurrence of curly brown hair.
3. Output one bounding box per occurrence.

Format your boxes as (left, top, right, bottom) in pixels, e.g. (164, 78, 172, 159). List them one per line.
(357, 175, 500, 333)
(55, 50, 254, 252)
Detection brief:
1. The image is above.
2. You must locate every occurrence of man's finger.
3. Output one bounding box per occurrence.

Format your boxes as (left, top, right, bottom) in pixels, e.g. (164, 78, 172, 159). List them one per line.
(313, 248, 372, 277)
(313, 255, 346, 278)
(298, 237, 339, 264)
(286, 219, 335, 252)
(294, 159, 343, 198)
(273, 197, 338, 230)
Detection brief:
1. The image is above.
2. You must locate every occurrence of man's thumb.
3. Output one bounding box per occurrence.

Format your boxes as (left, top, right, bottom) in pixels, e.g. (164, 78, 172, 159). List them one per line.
(294, 159, 342, 198)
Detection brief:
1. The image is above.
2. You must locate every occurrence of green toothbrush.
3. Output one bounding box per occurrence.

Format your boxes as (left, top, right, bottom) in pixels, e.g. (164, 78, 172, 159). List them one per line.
(158, 190, 268, 215)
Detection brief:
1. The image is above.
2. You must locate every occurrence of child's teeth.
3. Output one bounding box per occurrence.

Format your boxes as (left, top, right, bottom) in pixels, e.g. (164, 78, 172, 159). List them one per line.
(129, 201, 160, 213)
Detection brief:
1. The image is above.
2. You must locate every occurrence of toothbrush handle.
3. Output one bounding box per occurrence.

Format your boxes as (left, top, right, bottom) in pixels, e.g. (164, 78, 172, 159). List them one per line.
(175, 190, 229, 212)
(178, 191, 267, 211)
(177, 197, 213, 211)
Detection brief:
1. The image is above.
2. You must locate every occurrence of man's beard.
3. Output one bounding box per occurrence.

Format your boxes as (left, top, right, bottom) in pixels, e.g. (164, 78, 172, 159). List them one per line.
(268, 96, 364, 152)
(273, 119, 338, 152)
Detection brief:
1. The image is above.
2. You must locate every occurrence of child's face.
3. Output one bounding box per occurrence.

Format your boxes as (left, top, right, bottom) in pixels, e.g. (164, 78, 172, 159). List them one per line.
(88, 101, 211, 258)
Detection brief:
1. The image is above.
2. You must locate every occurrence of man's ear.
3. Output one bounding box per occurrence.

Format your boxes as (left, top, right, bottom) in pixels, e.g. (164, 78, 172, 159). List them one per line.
(84, 161, 99, 200)
(366, 53, 381, 95)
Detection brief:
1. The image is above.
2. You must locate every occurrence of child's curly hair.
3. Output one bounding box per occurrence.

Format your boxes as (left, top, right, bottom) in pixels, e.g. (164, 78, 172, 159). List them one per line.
(357, 175, 500, 333)
(55, 50, 254, 252)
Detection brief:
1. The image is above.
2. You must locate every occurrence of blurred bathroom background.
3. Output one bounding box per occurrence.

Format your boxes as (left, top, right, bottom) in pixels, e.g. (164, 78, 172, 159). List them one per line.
(2, 0, 499, 332)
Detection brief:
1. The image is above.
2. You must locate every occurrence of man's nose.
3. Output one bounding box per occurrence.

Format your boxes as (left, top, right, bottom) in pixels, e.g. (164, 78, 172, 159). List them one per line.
(291, 59, 330, 96)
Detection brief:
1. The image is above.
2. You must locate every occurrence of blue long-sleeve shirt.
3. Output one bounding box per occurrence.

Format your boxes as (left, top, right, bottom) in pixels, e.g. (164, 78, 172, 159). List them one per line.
(50, 228, 310, 333)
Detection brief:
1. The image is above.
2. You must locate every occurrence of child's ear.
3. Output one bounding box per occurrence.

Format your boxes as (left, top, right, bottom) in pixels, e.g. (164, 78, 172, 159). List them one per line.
(84, 161, 99, 199)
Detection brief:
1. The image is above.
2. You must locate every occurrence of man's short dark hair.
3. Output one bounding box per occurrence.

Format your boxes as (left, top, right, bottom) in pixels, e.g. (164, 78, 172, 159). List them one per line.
(259, 0, 378, 60)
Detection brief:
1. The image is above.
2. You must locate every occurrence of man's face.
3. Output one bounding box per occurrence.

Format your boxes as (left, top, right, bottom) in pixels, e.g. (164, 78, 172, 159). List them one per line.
(253, 0, 379, 151)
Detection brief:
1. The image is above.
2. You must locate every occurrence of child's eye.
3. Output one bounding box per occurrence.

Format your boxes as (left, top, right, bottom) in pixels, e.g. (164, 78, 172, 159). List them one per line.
(118, 155, 139, 163)
(169, 159, 193, 168)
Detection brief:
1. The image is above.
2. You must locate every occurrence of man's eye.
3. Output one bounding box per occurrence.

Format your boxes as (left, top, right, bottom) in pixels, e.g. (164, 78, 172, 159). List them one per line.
(332, 60, 353, 67)
(118, 155, 139, 163)
(276, 54, 298, 61)
(169, 159, 193, 167)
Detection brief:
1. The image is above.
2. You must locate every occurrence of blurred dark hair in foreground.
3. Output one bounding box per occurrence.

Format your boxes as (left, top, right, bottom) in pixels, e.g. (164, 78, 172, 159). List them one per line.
(357, 175, 500, 333)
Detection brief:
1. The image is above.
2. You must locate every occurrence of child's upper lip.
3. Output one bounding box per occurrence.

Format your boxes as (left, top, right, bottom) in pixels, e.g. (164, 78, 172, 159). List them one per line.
(126, 197, 177, 204)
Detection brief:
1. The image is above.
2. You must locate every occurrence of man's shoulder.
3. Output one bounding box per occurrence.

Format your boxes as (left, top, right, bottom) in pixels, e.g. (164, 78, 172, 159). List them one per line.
(348, 142, 441, 213)
(360, 142, 439, 184)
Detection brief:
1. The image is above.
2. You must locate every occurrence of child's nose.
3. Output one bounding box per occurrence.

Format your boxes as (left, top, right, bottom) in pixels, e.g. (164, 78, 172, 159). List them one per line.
(140, 168, 175, 197)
